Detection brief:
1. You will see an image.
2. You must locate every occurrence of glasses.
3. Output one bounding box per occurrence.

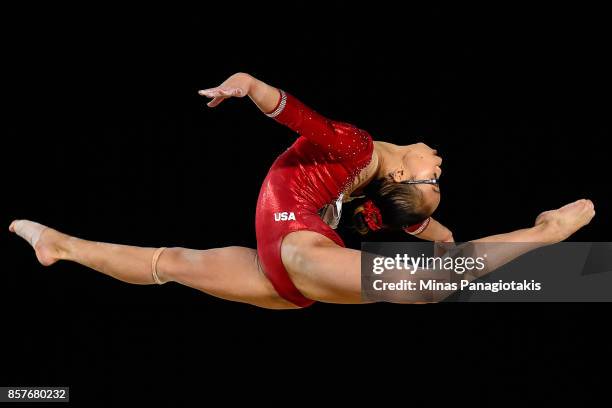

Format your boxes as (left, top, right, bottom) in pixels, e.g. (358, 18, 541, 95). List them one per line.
(401, 178, 440, 186)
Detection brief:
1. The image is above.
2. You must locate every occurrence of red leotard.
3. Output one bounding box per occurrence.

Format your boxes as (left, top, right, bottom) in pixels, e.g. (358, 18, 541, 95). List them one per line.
(255, 89, 373, 307)
(255, 89, 428, 307)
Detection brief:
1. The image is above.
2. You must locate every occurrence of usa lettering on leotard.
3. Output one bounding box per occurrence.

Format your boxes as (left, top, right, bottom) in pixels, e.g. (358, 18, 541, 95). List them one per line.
(274, 212, 296, 222)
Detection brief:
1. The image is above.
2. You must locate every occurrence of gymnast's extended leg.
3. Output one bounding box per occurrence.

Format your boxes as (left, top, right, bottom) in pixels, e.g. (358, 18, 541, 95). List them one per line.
(280, 199, 596, 304)
(8, 199, 595, 307)
(8, 220, 298, 310)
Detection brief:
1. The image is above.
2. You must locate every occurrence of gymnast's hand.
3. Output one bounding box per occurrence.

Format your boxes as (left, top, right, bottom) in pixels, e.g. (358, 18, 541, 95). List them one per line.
(198, 72, 253, 108)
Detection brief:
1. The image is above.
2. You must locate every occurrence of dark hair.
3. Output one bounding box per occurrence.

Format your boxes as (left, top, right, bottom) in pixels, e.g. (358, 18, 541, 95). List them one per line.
(353, 177, 429, 235)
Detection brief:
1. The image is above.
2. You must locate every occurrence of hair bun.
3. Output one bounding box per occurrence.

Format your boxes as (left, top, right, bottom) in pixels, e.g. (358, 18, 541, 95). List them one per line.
(353, 200, 383, 234)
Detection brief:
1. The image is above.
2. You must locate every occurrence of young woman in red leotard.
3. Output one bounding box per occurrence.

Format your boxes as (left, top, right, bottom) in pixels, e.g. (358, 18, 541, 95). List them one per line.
(9, 73, 595, 309)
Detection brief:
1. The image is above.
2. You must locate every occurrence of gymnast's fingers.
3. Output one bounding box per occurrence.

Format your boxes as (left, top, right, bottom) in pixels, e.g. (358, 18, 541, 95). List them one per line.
(198, 88, 221, 97)
(218, 87, 244, 97)
(207, 96, 226, 107)
(199, 87, 244, 100)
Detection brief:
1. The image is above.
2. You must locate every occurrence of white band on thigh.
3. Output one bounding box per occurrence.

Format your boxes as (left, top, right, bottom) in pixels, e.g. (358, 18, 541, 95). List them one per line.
(151, 247, 167, 285)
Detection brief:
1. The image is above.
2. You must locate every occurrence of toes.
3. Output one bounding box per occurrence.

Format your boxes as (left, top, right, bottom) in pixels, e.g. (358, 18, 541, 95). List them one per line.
(588, 205, 596, 218)
(577, 199, 594, 212)
(9, 220, 17, 232)
(560, 201, 578, 210)
(561, 199, 589, 211)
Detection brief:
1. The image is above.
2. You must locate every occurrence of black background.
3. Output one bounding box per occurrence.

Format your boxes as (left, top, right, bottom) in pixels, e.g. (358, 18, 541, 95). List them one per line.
(1, 3, 609, 405)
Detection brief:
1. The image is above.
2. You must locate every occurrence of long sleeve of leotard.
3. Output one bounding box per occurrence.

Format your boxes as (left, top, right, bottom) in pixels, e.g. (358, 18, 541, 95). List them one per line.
(265, 89, 372, 159)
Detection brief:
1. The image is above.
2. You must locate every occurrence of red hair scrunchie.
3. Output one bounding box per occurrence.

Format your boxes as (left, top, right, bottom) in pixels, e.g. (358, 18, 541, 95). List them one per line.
(362, 200, 383, 231)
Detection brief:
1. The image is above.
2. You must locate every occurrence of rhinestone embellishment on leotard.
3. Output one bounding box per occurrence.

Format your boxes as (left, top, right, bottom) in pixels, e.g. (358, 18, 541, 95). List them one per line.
(266, 89, 287, 118)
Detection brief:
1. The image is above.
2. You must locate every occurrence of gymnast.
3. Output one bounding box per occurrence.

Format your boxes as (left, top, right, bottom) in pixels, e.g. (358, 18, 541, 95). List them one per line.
(9, 72, 595, 309)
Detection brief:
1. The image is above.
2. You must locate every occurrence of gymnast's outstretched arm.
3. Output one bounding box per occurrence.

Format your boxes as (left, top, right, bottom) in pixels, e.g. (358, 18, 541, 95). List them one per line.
(199, 73, 372, 157)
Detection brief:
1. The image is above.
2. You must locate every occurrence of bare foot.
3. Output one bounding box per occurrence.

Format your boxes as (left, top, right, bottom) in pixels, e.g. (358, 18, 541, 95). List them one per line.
(534, 199, 596, 243)
(9, 220, 69, 266)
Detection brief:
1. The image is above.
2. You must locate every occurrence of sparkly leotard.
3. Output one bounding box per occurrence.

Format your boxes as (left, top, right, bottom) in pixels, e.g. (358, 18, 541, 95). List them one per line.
(255, 89, 373, 307)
